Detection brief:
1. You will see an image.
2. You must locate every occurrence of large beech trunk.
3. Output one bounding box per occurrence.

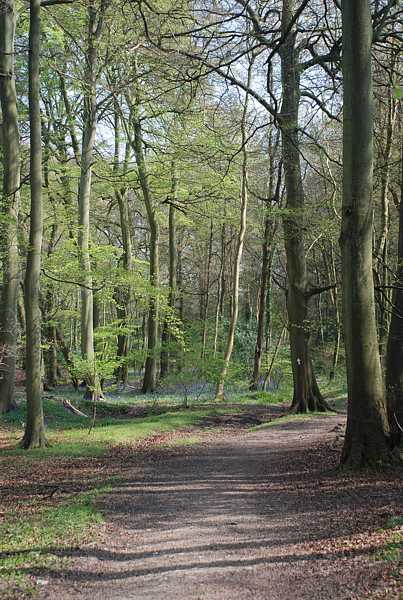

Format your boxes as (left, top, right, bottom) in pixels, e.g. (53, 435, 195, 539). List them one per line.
(280, 0, 326, 413)
(340, 0, 396, 467)
(0, 0, 20, 413)
(21, 0, 47, 448)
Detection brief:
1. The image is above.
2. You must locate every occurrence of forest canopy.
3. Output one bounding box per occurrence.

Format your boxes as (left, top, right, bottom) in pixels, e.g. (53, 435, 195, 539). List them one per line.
(0, 0, 402, 468)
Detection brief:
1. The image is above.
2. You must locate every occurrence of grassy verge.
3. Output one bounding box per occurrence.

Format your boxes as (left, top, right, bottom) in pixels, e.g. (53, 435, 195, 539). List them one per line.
(0, 486, 109, 599)
(249, 411, 336, 432)
(0, 395, 230, 458)
(375, 516, 403, 564)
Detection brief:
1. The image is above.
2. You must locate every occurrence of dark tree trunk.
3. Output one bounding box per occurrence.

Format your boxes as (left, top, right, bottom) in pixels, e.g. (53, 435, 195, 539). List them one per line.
(251, 216, 270, 390)
(279, 0, 326, 413)
(340, 0, 396, 467)
(21, 0, 47, 448)
(385, 146, 403, 447)
(0, 0, 20, 413)
(160, 164, 178, 379)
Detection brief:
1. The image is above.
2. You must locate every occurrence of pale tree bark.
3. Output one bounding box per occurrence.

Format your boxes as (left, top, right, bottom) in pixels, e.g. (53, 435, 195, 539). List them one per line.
(21, 0, 47, 448)
(385, 141, 403, 448)
(78, 0, 106, 364)
(0, 0, 20, 413)
(160, 163, 177, 379)
(340, 0, 396, 467)
(215, 63, 252, 400)
(280, 0, 327, 413)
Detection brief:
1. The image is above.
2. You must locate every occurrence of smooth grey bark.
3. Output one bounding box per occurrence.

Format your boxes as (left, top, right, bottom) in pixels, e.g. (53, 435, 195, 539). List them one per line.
(279, 0, 326, 413)
(340, 0, 396, 467)
(0, 0, 20, 413)
(21, 0, 47, 448)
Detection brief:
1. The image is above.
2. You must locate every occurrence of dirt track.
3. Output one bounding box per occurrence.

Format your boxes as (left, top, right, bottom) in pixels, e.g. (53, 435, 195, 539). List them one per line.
(39, 415, 402, 600)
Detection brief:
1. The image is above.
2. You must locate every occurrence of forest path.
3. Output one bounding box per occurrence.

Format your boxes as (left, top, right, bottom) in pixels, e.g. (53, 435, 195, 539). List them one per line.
(40, 414, 401, 600)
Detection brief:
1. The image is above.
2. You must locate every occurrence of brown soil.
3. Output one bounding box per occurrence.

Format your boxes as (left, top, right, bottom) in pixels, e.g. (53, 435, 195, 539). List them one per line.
(34, 414, 402, 600)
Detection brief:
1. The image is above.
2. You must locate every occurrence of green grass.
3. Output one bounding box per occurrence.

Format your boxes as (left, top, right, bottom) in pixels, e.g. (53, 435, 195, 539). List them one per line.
(249, 411, 335, 432)
(235, 389, 289, 405)
(0, 486, 109, 598)
(375, 516, 403, 567)
(0, 395, 237, 458)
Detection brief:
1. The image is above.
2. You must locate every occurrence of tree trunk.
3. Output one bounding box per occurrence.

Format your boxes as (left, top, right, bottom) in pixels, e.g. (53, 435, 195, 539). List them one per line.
(385, 143, 403, 448)
(374, 72, 397, 353)
(160, 164, 177, 378)
(21, 0, 47, 448)
(114, 184, 132, 385)
(328, 243, 341, 381)
(340, 0, 396, 467)
(250, 216, 270, 390)
(78, 1, 99, 363)
(111, 108, 132, 386)
(215, 65, 251, 400)
(0, 0, 20, 413)
(213, 222, 226, 356)
(280, 0, 326, 413)
(201, 219, 213, 358)
(127, 87, 160, 393)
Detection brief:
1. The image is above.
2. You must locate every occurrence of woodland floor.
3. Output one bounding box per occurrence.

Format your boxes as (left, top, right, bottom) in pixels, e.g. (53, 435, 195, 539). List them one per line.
(1, 404, 402, 599)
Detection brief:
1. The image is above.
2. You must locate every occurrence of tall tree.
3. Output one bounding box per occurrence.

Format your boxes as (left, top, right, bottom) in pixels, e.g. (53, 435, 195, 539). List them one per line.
(215, 64, 252, 400)
(340, 0, 396, 467)
(21, 0, 47, 448)
(78, 0, 107, 386)
(0, 0, 20, 412)
(128, 86, 160, 393)
(160, 163, 178, 379)
(279, 0, 327, 413)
